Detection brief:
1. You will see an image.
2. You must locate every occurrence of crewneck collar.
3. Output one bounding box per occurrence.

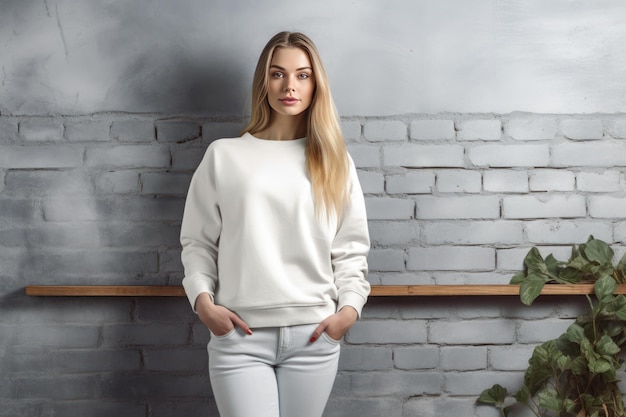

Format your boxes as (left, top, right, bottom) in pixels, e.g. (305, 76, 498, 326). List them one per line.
(244, 132, 306, 145)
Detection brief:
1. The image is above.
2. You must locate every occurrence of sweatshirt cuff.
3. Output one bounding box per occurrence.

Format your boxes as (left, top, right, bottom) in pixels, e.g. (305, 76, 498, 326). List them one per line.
(337, 291, 368, 318)
(181, 272, 214, 313)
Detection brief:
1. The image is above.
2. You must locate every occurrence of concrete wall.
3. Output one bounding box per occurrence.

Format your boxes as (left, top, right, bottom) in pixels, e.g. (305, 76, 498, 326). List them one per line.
(2, 1, 626, 417)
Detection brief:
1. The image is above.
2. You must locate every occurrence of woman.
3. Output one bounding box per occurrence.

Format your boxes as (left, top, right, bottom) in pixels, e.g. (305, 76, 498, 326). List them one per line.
(180, 31, 370, 417)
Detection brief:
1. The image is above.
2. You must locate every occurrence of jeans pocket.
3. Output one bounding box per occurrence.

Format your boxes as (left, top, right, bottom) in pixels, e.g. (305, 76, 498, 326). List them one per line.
(210, 327, 237, 340)
(321, 331, 342, 345)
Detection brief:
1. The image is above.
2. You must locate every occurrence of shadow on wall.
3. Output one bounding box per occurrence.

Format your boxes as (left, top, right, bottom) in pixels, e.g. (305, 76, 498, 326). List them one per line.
(103, 49, 249, 116)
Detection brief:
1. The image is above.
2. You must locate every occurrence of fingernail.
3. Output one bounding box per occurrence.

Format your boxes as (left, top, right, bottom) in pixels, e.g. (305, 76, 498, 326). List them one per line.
(309, 337, 316, 343)
(246, 329, 253, 335)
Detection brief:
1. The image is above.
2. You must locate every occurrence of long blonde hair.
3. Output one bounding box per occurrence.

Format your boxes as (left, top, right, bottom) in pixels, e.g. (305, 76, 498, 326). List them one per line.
(241, 31, 349, 219)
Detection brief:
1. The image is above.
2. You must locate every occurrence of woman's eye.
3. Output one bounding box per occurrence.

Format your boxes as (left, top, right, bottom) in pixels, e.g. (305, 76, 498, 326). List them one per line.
(272, 72, 284, 78)
(298, 73, 310, 79)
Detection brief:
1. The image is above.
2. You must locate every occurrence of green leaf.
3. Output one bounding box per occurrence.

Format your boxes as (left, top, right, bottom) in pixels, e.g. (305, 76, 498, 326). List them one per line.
(510, 271, 526, 285)
(582, 239, 614, 264)
(617, 253, 626, 275)
(559, 266, 583, 283)
(595, 275, 616, 303)
(519, 274, 547, 305)
(477, 384, 508, 405)
(588, 356, 612, 374)
(544, 254, 562, 276)
(596, 334, 621, 356)
(610, 295, 626, 321)
(524, 247, 549, 276)
(565, 323, 586, 344)
(513, 385, 530, 405)
(537, 387, 561, 411)
(570, 356, 588, 375)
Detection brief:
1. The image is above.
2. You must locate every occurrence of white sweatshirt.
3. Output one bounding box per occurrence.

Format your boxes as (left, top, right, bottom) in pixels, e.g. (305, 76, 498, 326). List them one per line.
(180, 133, 370, 328)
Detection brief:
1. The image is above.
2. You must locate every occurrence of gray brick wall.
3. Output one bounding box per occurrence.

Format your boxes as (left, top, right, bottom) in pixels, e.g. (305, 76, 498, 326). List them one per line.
(2, 113, 625, 416)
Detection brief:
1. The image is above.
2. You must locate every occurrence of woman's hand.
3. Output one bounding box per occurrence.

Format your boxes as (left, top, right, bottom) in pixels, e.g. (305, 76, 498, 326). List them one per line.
(310, 306, 358, 343)
(195, 293, 252, 336)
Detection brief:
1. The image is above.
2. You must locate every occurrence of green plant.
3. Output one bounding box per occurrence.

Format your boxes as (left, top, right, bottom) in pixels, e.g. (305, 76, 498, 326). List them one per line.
(478, 237, 626, 417)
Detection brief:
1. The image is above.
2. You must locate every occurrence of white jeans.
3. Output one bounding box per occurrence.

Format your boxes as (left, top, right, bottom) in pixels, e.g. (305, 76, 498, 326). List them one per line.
(208, 323, 341, 417)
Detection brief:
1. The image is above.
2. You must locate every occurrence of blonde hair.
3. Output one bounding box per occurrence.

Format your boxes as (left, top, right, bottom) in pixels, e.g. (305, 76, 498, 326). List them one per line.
(241, 31, 349, 219)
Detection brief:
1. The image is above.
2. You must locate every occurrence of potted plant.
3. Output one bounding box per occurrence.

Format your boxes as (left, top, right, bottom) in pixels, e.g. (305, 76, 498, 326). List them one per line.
(478, 236, 626, 417)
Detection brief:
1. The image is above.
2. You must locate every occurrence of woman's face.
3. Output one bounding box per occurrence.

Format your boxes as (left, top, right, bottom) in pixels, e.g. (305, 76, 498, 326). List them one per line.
(266, 47, 316, 118)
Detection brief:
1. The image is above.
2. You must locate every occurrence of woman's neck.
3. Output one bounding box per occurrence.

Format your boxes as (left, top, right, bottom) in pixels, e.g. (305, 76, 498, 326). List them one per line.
(253, 113, 307, 141)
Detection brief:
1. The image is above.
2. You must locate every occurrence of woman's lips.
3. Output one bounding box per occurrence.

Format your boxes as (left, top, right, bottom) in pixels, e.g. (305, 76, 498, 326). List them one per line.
(279, 97, 300, 105)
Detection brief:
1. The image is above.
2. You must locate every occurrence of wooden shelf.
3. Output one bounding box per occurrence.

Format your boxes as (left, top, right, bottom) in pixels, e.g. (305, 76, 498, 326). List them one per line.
(24, 284, 626, 297)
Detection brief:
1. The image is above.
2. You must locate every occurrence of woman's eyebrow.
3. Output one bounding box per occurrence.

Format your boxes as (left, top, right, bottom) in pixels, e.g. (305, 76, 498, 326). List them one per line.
(269, 65, 313, 71)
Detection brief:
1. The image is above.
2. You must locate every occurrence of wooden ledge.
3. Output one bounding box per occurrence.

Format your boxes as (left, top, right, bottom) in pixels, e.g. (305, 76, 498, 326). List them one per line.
(24, 284, 626, 297)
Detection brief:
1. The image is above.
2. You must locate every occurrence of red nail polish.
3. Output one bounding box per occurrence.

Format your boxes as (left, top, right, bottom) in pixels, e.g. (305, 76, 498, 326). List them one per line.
(310, 337, 316, 343)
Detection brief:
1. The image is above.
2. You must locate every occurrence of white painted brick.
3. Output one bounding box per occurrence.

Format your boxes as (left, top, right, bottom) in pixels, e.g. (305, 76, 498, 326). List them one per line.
(43, 197, 184, 222)
(576, 170, 620, 192)
(552, 142, 626, 167)
(367, 249, 405, 272)
(489, 346, 535, 371)
(201, 121, 243, 143)
(347, 320, 427, 344)
(518, 319, 572, 343)
(363, 120, 406, 142)
(458, 119, 501, 141)
(141, 172, 192, 196)
(368, 221, 418, 246)
(483, 170, 529, 193)
(0, 145, 84, 169)
(339, 346, 392, 371)
(111, 120, 155, 142)
(156, 120, 201, 143)
(19, 118, 64, 142)
(422, 221, 523, 245)
(589, 195, 626, 218)
(0, 118, 18, 142)
(393, 346, 439, 370)
(4, 170, 91, 197)
(497, 246, 573, 271)
(416, 196, 500, 219)
(326, 398, 403, 417)
(444, 371, 524, 396)
(430, 320, 515, 344)
(409, 120, 455, 140)
(440, 346, 487, 371)
(407, 246, 495, 271)
(385, 171, 434, 194)
(469, 144, 550, 167)
(526, 220, 612, 244)
(93, 172, 140, 194)
(561, 119, 603, 140)
(529, 169, 575, 191)
(356, 170, 384, 194)
(383, 144, 464, 167)
(615, 222, 626, 243)
(506, 118, 557, 140)
(502, 195, 586, 219)
(436, 169, 481, 193)
(350, 371, 443, 396)
(377, 272, 434, 285)
(171, 146, 206, 170)
(65, 120, 111, 142)
(365, 197, 414, 220)
(85, 145, 171, 169)
(606, 119, 626, 139)
(434, 272, 510, 285)
(340, 120, 362, 143)
(347, 144, 380, 168)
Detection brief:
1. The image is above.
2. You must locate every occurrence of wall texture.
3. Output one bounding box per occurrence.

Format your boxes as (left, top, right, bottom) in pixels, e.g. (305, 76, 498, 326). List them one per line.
(2, 1, 626, 417)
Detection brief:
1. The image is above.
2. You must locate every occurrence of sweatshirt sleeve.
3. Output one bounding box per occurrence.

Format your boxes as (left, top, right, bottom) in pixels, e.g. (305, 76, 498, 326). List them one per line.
(331, 156, 371, 317)
(180, 146, 221, 312)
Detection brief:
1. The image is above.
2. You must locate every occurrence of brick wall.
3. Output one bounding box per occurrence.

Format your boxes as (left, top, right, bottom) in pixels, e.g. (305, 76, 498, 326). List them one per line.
(1, 112, 625, 416)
